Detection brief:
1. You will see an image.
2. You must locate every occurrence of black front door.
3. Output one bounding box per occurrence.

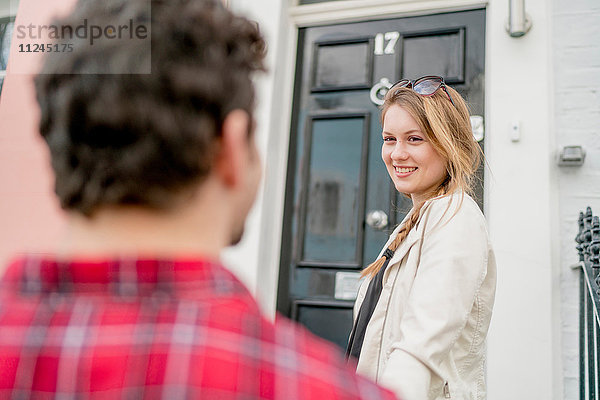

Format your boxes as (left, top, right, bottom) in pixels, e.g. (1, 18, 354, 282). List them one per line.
(278, 9, 486, 350)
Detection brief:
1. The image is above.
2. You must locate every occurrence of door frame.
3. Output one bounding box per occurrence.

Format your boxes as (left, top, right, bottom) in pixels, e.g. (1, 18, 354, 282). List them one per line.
(257, 0, 489, 319)
(289, 0, 488, 27)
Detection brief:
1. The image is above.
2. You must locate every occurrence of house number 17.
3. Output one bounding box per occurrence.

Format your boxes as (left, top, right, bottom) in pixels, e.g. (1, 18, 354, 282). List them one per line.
(374, 31, 400, 55)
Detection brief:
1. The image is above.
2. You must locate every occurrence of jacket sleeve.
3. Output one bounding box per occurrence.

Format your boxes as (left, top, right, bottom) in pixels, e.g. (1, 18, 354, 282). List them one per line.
(379, 199, 490, 400)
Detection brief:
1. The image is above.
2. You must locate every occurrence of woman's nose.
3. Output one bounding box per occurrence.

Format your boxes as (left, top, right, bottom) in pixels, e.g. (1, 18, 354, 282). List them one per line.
(391, 143, 409, 160)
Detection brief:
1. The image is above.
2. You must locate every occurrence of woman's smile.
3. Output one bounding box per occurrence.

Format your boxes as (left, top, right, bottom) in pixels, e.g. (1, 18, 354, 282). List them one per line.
(393, 166, 418, 177)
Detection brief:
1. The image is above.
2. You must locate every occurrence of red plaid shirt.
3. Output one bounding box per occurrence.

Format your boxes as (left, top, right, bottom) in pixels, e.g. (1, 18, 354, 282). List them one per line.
(0, 256, 397, 400)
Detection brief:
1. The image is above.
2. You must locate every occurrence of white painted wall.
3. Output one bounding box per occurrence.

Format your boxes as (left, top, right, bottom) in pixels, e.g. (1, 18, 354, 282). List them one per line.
(0, 2, 9, 17)
(554, 0, 600, 399)
(0, 0, 19, 18)
(484, 0, 558, 398)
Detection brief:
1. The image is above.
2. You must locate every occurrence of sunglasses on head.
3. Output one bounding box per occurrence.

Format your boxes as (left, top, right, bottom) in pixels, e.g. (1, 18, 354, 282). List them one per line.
(389, 75, 456, 107)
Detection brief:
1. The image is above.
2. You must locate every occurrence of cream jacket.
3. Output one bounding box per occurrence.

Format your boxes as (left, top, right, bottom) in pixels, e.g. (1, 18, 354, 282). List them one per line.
(354, 193, 496, 400)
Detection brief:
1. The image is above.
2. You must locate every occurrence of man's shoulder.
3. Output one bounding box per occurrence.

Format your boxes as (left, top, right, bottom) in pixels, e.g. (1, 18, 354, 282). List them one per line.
(266, 316, 397, 399)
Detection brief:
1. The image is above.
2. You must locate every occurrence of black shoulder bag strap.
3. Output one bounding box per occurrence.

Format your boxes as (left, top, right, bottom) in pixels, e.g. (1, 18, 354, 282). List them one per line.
(345, 247, 395, 361)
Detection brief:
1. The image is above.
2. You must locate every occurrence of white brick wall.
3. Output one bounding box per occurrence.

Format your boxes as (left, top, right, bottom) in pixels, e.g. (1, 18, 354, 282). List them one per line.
(554, 0, 600, 398)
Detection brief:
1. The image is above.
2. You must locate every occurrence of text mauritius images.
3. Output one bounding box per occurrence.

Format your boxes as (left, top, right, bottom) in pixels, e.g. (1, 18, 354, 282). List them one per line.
(16, 19, 148, 46)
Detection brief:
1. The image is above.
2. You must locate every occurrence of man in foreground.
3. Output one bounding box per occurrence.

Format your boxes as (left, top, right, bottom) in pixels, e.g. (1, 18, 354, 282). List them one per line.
(0, 0, 397, 398)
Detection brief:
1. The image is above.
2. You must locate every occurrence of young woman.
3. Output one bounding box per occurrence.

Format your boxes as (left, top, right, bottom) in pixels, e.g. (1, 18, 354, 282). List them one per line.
(346, 76, 496, 400)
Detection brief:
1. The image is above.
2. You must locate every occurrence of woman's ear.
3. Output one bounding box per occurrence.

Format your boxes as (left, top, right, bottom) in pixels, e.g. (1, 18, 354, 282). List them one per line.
(214, 109, 250, 188)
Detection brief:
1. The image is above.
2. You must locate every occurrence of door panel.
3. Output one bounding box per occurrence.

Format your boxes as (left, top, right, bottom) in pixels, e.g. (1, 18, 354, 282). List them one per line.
(312, 39, 374, 91)
(401, 29, 465, 81)
(292, 300, 354, 350)
(299, 114, 369, 267)
(278, 9, 486, 350)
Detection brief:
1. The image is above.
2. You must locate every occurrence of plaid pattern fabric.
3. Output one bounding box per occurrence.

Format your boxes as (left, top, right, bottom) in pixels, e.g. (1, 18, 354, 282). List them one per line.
(0, 256, 396, 400)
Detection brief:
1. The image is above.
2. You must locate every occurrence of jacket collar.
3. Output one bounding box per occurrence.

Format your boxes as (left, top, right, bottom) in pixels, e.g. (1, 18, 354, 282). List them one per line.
(379, 192, 465, 281)
(379, 200, 436, 283)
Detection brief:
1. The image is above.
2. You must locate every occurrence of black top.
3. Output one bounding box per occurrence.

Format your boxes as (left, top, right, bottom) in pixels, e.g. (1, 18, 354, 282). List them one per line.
(346, 248, 395, 361)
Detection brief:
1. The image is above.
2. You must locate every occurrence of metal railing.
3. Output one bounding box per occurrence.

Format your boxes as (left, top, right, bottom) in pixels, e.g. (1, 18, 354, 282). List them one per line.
(575, 207, 600, 400)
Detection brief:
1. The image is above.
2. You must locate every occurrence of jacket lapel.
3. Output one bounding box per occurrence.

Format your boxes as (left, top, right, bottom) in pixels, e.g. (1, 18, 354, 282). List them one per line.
(356, 205, 431, 377)
(381, 202, 433, 283)
(382, 227, 421, 283)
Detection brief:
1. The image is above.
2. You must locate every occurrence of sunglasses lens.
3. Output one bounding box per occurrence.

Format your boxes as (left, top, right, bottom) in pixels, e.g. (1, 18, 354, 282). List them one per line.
(413, 78, 442, 96)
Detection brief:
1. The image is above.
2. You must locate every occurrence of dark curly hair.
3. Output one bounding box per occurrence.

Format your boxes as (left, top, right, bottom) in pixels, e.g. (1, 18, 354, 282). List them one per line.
(34, 0, 266, 216)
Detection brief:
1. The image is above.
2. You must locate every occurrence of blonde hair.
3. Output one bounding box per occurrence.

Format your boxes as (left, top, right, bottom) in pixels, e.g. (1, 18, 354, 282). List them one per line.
(361, 84, 482, 278)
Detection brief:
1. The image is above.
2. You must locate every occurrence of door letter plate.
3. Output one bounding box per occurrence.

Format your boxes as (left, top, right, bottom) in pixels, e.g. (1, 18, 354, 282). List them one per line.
(335, 271, 363, 301)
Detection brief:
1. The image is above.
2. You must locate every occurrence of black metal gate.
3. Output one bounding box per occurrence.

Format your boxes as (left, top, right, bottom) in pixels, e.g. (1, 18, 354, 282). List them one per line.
(575, 207, 600, 400)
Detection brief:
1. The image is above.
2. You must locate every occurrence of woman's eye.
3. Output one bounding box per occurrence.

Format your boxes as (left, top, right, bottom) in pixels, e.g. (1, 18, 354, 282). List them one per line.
(407, 136, 423, 142)
(383, 137, 396, 142)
